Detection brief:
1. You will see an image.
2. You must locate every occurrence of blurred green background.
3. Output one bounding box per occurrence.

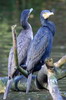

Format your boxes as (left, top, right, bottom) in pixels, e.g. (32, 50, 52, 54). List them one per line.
(0, 0, 66, 100)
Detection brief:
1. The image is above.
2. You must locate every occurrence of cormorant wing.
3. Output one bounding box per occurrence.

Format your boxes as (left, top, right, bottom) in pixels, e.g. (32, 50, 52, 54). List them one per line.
(27, 27, 49, 71)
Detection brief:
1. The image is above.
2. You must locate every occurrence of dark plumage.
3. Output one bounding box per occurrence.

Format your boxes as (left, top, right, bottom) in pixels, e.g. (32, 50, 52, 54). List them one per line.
(3, 8, 33, 99)
(26, 10, 56, 93)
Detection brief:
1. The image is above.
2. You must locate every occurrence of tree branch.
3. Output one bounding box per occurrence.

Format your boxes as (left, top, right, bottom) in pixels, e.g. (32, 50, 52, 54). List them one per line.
(11, 25, 28, 77)
(45, 58, 63, 100)
(54, 55, 66, 68)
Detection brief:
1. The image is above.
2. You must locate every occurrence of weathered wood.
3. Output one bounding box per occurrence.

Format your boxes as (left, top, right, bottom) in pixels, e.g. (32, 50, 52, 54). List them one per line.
(0, 76, 38, 93)
(11, 25, 18, 67)
(45, 58, 63, 100)
(35, 56, 66, 93)
(54, 55, 66, 68)
(45, 57, 66, 79)
(47, 69, 63, 100)
(11, 25, 28, 77)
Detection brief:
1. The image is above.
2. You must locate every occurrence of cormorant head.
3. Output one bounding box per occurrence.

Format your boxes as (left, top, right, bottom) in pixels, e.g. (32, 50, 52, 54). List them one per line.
(20, 8, 33, 25)
(40, 10, 54, 20)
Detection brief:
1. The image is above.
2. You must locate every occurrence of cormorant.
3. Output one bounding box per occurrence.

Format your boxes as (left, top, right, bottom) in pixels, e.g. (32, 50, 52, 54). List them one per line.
(3, 8, 33, 99)
(26, 10, 56, 93)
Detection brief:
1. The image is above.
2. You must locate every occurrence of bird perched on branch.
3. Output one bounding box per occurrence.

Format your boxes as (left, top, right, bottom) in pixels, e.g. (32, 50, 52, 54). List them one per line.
(3, 8, 33, 99)
(26, 10, 56, 93)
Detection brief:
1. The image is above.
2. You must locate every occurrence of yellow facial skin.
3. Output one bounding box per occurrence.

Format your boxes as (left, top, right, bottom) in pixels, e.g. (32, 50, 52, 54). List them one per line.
(42, 12, 54, 19)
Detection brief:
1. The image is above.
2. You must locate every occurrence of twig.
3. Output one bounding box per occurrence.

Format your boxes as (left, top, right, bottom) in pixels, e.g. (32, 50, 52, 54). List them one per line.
(11, 25, 28, 77)
(54, 55, 66, 68)
(11, 25, 18, 67)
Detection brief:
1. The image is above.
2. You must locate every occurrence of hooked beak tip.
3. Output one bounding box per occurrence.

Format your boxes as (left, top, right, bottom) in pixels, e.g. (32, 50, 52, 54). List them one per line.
(50, 12, 54, 15)
(30, 8, 33, 13)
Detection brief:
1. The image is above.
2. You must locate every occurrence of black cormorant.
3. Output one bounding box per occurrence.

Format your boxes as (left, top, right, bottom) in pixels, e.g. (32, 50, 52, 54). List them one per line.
(3, 8, 33, 99)
(26, 10, 56, 93)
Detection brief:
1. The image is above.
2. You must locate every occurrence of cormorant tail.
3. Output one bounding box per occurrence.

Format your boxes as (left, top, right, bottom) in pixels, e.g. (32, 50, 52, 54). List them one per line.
(26, 73, 32, 94)
(3, 79, 13, 99)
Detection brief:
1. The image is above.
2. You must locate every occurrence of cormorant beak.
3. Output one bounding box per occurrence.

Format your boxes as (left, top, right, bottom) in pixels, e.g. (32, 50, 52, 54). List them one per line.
(29, 8, 33, 14)
(29, 8, 34, 18)
(42, 12, 54, 19)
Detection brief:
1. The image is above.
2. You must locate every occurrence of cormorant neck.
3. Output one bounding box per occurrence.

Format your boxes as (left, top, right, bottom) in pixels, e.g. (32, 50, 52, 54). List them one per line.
(40, 16, 48, 26)
(47, 21, 56, 36)
(40, 17, 56, 36)
(21, 19, 30, 29)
